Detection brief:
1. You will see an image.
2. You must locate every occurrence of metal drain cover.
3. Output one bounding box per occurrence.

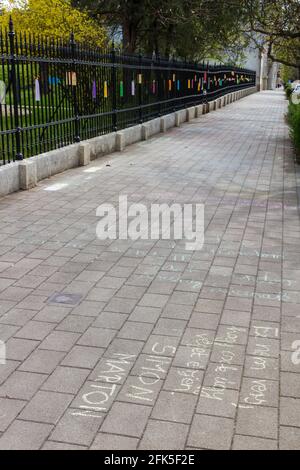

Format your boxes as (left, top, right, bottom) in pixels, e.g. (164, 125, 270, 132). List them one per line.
(48, 292, 82, 306)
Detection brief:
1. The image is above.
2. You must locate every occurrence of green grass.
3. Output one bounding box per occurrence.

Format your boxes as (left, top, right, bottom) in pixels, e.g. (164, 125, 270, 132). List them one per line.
(287, 101, 300, 163)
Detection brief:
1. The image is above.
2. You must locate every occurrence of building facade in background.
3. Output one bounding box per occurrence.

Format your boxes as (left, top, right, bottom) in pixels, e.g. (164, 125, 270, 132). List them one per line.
(244, 40, 280, 91)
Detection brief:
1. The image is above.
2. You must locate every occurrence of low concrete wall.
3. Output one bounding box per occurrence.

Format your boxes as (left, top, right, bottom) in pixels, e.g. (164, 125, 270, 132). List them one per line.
(208, 101, 217, 112)
(175, 109, 187, 127)
(195, 104, 204, 117)
(117, 125, 143, 148)
(0, 163, 20, 197)
(89, 133, 116, 160)
(34, 144, 80, 181)
(0, 86, 257, 197)
(161, 113, 176, 132)
(142, 118, 161, 140)
(187, 107, 196, 122)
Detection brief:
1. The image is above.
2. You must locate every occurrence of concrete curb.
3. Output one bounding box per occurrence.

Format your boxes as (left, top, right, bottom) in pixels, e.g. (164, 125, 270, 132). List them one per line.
(0, 87, 257, 197)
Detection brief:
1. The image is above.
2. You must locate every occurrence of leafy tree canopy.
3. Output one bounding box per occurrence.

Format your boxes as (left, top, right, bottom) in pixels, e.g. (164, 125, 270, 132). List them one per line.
(244, 0, 300, 71)
(0, 0, 107, 46)
(72, 0, 249, 62)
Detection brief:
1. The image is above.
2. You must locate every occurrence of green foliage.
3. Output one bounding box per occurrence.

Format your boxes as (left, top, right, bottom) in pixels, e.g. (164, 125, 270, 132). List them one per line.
(285, 84, 293, 100)
(287, 102, 300, 162)
(245, 1, 300, 72)
(72, 0, 249, 60)
(0, 0, 107, 46)
(282, 65, 298, 84)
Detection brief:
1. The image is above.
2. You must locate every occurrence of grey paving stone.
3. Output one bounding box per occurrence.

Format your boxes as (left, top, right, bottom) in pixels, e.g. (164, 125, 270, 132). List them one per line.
(247, 336, 280, 358)
(101, 402, 151, 437)
(128, 306, 161, 324)
(118, 321, 153, 341)
(280, 397, 300, 426)
(215, 325, 248, 346)
(244, 355, 279, 381)
(71, 301, 106, 317)
(279, 426, 300, 450)
(61, 346, 104, 369)
(91, 433, 138, 450)
(139, 293, 169, 309)
(0, 286, 33, 302)
(210, 342, 246, 366)
(221, 309, 251, 328)
(189, 312, 219, 330)
(19, 390, 73, 424)
(164, 367, 204, 395)
(169, 291, 198, 307)
(236, 406, 278, 439)
(87, 288, 116, 303)
(92, 311, 128, 329)
(117, 375, 163, 406)
(104, 338, 144, 358)
(49, 410, 102, 447)
(203, 362, 243, 390)
(116, 285, 147, 300)
(39, 331, 80, 352)
(5, 338, 39, 361)
(19, 349, 65, 374)
(0, 371, 47, 400)
(172, 345, 210, 370)
(41, 366, 90, 394)
(188, 415, 234, 450)
(225, 296, 253, 312)
(71, 380, 121, 412)
(0, 360, 20, 385)
(130, 354, 172, 380)
(153, 318, 187, 337)
(55, 314, 94, 334)
(197, 388, 238, 418)
(162, 303, 193, 320)
(33, 306, 71, 323)
(0, 324, 21, 342)
(0, 420, 53, 450)
(239, 377, 279, 407)
(280, 372, 300, 398)
(143, 335, 180, 357)
(0, 308, 37, 326)
(77, 327, 116, 348)
(194, 299, 224, 314)
(281, 350, 300, 373)
(139, 420, 188, 450)
(232, 435, 277, 450)
(152, 391, 197, 424)
(0, 398, 26, 432)
(16, 294, 47, 311)
(14, 321, 55, 341)
(105, 297, 137, 313)
(42, 441, 87, 450)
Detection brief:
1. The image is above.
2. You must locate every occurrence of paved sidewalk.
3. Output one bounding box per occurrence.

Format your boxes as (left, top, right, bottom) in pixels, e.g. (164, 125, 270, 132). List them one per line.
(0, 90, 299, 450)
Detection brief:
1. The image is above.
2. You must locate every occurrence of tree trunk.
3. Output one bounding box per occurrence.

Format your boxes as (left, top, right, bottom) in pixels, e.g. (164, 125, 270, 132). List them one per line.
(122, 20, 137, 53)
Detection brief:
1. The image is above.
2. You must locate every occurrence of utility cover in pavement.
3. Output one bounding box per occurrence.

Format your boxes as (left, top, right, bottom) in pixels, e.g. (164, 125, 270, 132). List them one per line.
(48, 292, 82, 305)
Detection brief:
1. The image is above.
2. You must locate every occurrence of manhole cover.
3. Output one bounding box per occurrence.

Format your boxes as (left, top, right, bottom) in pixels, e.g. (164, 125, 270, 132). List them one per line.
(48, 293, 82, 306)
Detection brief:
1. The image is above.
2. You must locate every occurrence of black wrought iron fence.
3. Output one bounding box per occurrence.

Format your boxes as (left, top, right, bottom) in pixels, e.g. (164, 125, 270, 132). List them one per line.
(0, 19, 256, 166)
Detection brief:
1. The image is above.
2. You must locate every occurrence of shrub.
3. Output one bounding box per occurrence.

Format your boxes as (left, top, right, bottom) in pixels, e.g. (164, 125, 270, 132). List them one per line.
(287, 102, 300, 163)
(285, 83, 293, 100)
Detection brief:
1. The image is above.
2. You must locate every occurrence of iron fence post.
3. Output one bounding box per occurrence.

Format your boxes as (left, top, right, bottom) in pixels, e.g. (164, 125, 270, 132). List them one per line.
(111, 42, 117, 132)
(138, 51, 143, 123)
(9, 18, 23, 161)
(70, 32, 80, 143)
(157, 53, 161, 117)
